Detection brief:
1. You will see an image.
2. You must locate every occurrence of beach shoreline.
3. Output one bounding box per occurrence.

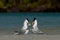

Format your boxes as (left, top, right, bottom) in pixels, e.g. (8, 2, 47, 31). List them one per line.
(0, 34, 60, 40)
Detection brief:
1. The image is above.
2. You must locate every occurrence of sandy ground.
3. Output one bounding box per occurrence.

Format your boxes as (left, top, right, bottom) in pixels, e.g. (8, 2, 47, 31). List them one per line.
(0, 34, 60, 40)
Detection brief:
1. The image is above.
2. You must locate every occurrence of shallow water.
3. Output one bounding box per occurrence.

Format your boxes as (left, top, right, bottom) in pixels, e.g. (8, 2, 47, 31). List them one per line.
(0, 13, 60, 35)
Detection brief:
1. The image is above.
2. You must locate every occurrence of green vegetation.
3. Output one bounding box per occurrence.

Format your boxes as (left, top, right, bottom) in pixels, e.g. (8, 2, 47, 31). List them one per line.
(0, 0, 59, 12)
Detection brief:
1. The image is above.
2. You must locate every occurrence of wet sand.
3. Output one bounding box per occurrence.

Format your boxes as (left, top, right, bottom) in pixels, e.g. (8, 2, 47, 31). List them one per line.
(0, 34, 60, 40)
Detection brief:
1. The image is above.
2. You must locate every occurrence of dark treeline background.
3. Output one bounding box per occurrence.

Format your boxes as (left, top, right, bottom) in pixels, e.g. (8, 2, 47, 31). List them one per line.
(0, 0, 60, 12)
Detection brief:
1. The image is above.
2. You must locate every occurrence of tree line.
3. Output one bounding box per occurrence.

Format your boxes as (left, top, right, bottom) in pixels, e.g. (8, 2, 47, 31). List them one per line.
(0, 0, 60, 12)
